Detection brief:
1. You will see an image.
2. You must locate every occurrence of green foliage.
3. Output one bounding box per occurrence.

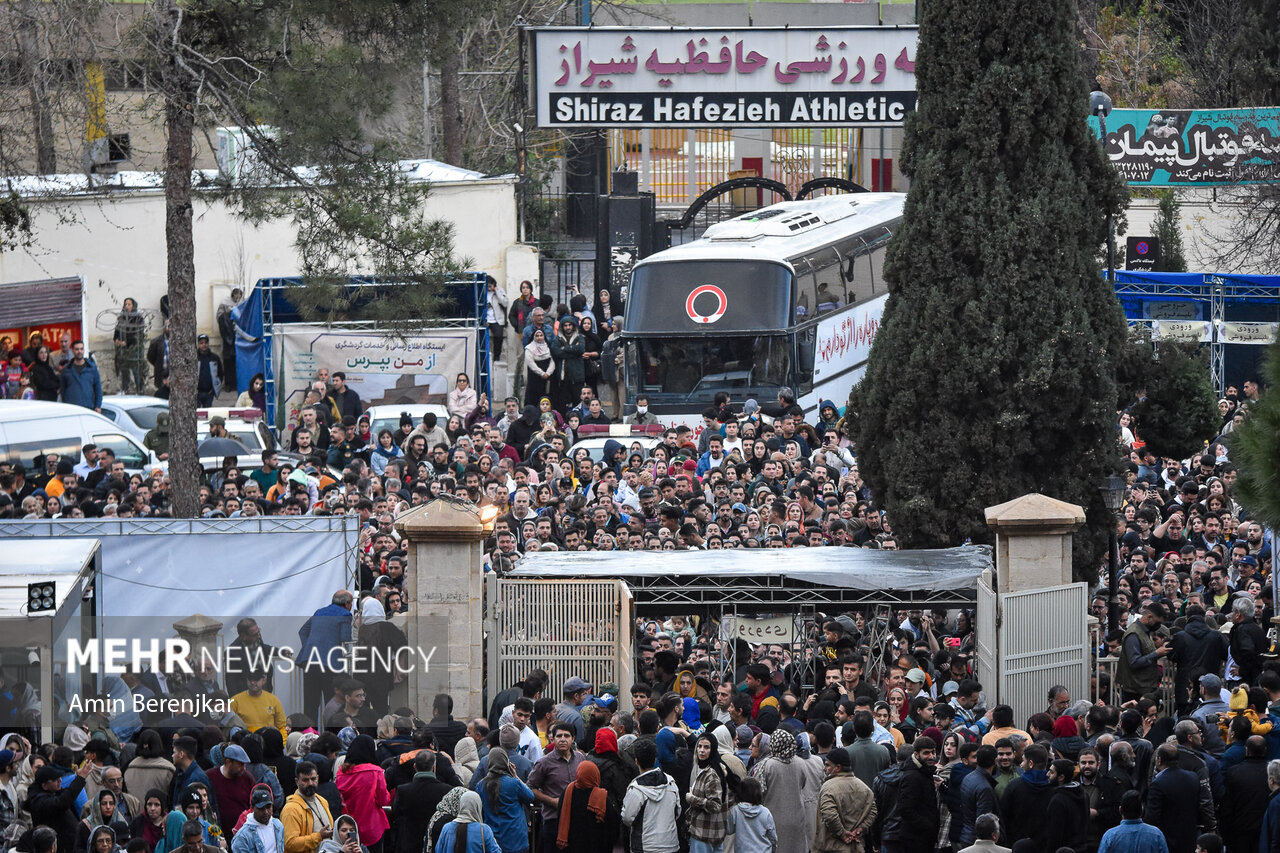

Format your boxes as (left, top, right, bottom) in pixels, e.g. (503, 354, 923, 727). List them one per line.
(1152, 190, 1187, 272)
(1234, 0, 1280, 106)
(850, 0, 1128, 581)
(1094, 1, 1191, 108)
(1115, 334, 1217, 459)
(0, 193, 32, 253)
(1232, 342, 1280, 529)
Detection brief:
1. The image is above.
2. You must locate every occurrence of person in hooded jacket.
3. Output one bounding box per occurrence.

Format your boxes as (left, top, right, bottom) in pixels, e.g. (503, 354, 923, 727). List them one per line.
(87, 823, 123, 853)
(881, 737, 939, 853)
(1169, 604, 1228, 715)
(621, 740, 681, 853)
(549, 316, 585, 414)
(725, 777, 775, 853)
(505, 406, 540, 459)
(332, 737, 389, 853)
(813, 400, 841, 441)
(588, 729, 635, 847)
(77, 790, 133, 853)
(1043, 759, 1089, 853)
(998, 744, 1054, 849)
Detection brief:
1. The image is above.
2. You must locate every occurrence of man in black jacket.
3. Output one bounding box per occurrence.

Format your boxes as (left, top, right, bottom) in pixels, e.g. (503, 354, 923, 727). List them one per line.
(25, 762, 90, 853)
(1170, 604, 1228, 714)
(1221, 736, 1270, 853)
(1147, 742, 1210, 853)
(1043, 758, 1090, 853)
(882, 736, 939, 853)
(1228, 596, 1267, 686)
(389, 751, 453, 853)
(1000, 744, 1055, 848)
(426, 692, 468, 758)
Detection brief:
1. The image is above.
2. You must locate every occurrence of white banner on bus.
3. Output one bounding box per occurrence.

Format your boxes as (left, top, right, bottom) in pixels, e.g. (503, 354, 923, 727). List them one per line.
(1151, 319, 1211, 343)
(812, 293, 887, 384)
(277, 325, 472, 420)
(532, 27, 918, 128)
(1220, 322, 1278, 345)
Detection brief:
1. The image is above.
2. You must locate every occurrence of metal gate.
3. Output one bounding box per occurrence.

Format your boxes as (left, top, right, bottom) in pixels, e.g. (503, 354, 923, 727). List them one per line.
(485, 578, 634, 705)
(974, 569, 999, 708)
(994, 582, 1089, 721)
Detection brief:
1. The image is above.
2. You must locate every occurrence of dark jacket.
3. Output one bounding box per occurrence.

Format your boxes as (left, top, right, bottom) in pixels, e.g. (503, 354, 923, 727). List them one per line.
(1170, 615, 1228, 707)
(26, 776, 86, 853)
(958, 766, 1000, 845)
(550, 331, 586, 387)
(504, 406, 540, 457)
(30, 359, 59, 401)
(389, 772, 452, 853)
(1229, 615, 1267, 685)
(1221, 756, 1269, 853)
(1044, 782, 1089, 853)
(882, 757, 938, 848)
(1262, 789, 1280, 853)
(1146, 765, 1204, 853)
(60, 360, 103, 410)
(1000, 768, 1054, 848)
(869, 759, 904, 850)
(426, 716, 468, 760)
(1097, 767, 1133, 833)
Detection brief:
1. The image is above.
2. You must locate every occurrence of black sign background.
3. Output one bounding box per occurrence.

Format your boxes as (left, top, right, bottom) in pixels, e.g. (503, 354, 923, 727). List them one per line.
(1126, 236, 1160, 271)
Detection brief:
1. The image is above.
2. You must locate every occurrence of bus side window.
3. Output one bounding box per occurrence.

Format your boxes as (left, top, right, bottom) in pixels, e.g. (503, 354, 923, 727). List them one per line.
(794, 259, 818, 323)
(797, 327, 816, 393)
(811, 247, 843, 316)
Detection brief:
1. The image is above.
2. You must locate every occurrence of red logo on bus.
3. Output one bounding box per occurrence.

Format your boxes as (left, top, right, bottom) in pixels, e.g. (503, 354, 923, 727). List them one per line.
(686, 285, 727, 324)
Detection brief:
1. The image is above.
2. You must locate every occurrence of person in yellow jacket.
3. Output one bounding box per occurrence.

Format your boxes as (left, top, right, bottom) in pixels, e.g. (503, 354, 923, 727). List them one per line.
(229, 672, 287, 739)
(281, 762, 334, 853)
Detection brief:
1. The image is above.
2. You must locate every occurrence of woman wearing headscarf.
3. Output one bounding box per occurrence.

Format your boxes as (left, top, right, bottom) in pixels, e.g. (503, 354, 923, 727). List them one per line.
(113, 297, 146, 394)
(317, 814, 367, 853)
(549, 315, 585, 414)
(433, 790, 499, 853)
(354, 598, 406, 716)
(333, 736, 390, 853)
(588, 729, 635, 847)
(474, 748, 534, 853)
(748, 727, 808, 851)
(425, 788, 465, 852)
(256, 728, 295, 797)
(77, 790, 133, 853)
(131, 790, 168, 853)
(686, 733, 732, 853)
(86, 824, 122, 853)
(710, 725, 746, 791)
(555, 761, 611, 852)
(523, 330, 555, 407)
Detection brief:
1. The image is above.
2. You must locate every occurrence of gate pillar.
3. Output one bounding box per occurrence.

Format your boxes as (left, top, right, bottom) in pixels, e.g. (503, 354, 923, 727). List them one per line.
(395, 498, 489, 720)
(984, 494, 1084, 593)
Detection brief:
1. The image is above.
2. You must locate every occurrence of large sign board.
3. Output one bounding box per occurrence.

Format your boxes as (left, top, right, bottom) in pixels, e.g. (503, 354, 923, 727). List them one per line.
(531, 27, 917, 128)
(1088, 108, 1280, 186)
(812, 292, 886, 383)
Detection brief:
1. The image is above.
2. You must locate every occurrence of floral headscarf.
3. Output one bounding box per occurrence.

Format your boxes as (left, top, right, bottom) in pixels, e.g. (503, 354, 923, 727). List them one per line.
(769, 728, 797, 763)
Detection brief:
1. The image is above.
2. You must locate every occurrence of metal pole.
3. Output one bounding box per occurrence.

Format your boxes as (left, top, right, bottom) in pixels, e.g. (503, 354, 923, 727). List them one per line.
(422, 61, 432, 159)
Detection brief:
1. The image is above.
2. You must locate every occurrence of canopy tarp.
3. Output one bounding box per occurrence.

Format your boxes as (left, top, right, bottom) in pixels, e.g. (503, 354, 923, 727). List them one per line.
(508, 545, 992, 592)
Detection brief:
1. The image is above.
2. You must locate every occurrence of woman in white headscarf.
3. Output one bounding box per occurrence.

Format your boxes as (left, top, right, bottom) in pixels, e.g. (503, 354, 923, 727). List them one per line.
(432, 790, 499, 852)
(354, 596, 406, 715)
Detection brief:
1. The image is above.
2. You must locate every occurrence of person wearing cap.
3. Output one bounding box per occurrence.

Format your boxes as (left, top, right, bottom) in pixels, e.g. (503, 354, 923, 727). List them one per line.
(195, 334, 223, 408)
(813, 747, 875, 852)
(230, 786, 284, 853)
(207, 745, 255, 831)
(555, 678, 592, 745)
(28, 758, 92, 853)
(230, 672, 287, 740)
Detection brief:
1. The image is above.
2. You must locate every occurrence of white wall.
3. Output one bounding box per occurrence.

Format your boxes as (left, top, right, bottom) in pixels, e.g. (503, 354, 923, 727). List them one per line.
(0, 177, 520, 354)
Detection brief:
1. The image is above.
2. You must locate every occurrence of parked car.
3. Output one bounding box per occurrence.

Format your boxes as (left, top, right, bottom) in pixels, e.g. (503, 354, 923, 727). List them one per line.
(100, 395, 170, 443)
(568, 424, 664, 463)
(363, 403, 449, 443)
(0, 400, 163, 475)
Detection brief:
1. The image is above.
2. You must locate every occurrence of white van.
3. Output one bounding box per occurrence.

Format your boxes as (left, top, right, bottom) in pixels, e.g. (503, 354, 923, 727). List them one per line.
(0, 400, 162, 475)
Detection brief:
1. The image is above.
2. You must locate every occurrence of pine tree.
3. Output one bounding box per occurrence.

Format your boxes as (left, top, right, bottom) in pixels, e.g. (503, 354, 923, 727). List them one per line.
(1115, 336, 1217, 459)
(850, 0, 1129, 578)
(1231, 343, 1280, 530)
(1152, 190, 1187, 272)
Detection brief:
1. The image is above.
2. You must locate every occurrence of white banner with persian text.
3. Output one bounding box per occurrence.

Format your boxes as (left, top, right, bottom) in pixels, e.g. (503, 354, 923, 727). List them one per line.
(277, 325, 472, 422)
(1151, 320, 1212, 343)
(532, 26, 918, 127)
(1220, 322, 1279, 345)
(726, 616, 795, 645)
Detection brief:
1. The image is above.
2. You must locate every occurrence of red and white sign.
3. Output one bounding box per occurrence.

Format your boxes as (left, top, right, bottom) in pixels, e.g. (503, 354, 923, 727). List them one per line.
(685, 284, 728, 324)
(812, 293, 886, 382)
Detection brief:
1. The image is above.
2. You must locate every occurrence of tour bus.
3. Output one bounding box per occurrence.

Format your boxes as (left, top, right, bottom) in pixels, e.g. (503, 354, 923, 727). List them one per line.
(621, 191, 905, 426)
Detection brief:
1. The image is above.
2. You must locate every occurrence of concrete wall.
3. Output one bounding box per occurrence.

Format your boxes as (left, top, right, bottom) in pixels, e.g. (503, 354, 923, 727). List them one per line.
(0, 176, 520, 355)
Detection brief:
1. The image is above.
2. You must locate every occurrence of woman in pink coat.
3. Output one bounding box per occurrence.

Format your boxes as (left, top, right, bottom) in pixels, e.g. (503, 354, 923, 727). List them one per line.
(334, 735, 391, 853)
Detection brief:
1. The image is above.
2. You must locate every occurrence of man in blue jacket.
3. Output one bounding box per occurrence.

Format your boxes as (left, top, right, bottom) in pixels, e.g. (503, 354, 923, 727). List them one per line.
(230, 786, 284, 853)
(60, 341, 102, 411)
(298, 590, 354, 720)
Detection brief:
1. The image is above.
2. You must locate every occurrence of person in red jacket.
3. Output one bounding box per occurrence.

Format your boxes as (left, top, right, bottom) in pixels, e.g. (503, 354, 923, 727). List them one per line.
(333, 737, 390, 853)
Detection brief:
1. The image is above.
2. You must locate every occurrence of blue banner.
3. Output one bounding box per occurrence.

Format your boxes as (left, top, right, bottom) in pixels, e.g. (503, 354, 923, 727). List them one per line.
(1088, 108, 1280, 185)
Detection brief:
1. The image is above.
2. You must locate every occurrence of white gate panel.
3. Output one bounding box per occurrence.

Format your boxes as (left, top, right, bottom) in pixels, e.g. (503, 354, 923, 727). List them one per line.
(998, 582, 1088, 723)
(489, 578, 633, 701)
(975, 568, 999, 708)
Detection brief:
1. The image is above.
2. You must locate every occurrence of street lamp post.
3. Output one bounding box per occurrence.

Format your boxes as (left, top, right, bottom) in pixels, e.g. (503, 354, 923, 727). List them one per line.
(1090, 86, 1116, 283)
(1100, 474, 1127, 635)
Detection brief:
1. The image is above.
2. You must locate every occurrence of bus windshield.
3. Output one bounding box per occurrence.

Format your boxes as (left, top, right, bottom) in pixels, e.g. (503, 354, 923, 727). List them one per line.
(625, 260, 792, 333)
(628, 335, 792, 405)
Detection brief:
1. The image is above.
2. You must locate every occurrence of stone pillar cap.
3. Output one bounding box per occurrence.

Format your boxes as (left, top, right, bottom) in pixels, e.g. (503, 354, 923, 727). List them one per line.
(395, 497, 490, 543)
(172, 612, 223, 635)
(984, 493, 1085, 535)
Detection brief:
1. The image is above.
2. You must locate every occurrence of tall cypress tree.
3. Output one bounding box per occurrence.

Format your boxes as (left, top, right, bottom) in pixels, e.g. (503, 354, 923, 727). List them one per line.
(850, 0, 1129, 577)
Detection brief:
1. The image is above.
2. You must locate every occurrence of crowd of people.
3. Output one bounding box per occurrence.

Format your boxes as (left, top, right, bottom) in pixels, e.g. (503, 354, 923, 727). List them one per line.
(5, 275, 1280, 853)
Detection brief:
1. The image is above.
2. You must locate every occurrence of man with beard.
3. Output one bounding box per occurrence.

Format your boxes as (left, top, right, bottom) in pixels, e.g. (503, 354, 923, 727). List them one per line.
(281, 761, 333, 853)
(1043, 759, 1089, 853)
(999, 744, 1053, 848)
(1076, 747, 1108, 850)
(882, 737, 939, 853)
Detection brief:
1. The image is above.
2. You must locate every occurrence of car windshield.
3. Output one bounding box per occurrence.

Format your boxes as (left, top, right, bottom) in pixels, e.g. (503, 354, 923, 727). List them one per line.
(122, 405, 168, 430)
(628, 335, 792, 405)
